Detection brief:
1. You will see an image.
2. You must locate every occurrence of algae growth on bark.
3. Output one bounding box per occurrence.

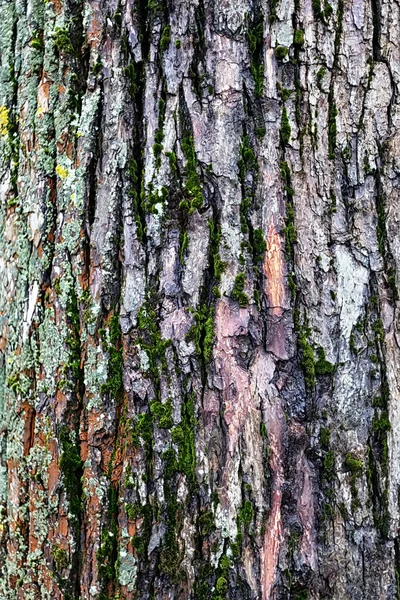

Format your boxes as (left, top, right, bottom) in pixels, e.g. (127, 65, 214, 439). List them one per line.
(1, 0, 400, 598)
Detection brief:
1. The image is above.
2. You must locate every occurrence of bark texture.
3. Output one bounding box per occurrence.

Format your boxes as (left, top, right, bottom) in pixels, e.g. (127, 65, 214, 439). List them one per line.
(1, 0, 400, 598)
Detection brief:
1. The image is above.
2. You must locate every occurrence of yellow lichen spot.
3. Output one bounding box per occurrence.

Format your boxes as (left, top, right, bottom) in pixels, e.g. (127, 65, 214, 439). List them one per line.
(0, 105, 10, 137)
(37, 106, 44, 116)
(56, 165, 68, 179)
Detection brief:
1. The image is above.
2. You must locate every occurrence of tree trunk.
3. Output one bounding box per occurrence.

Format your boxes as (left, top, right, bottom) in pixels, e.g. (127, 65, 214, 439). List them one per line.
(1, 0, 400, 598)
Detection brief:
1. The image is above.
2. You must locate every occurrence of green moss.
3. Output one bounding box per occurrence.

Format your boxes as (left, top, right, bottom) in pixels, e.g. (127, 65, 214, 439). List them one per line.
(269, 0, 278, 22)
(315, 346, 335, 376)
(298, 330, 315, 390)
(252, 228, 266, 262)
(179, 231, 189, 265)
(238, 136, 258, 180)
(255, 126, 266, 138)
(175, 40, 182, 49)
(292, 588, 308, 600)
(320, 427, 330, 450)
(294, 30, 305, 47)
(131, 534, 146, 556)
(165, 151, 177, 172)
(130, 504, 153, 558)
(198, 510, 216, 535)
(216, 577, 228, 594)
(240, 197, 251, 234)
(312, 0, 322, 18)
(100, 314, 123, 400)
(59, 426, 83, 528)
(280, 107, 291, 145)
(186, 306, 215, 364)
(150, 398, 173, 429)
(137, 301, 171, 376)
(323, 451, 335, 481)
(275, 46, 288, 60)
(328, 190, 337, 215)
(247, 15, 264, 96)
(279, 160, 298, 301)
(372, 411, 391, 435)
(180, 137, 203, 214)
(324, 2, 333, 20)
(372, 319, 384, 343)
(344, 454, 363, 475)
(97, 486, 119, 586)
(277, 83, 292, 102)
(142, 183, 169, 213)
(288, 273, 297, 299)
(126, 502, 142, 521)
(376, 191, 388, 257)
(93, 61, 103, 76)
(231, 273, 249, 307)
(52, 27, 74, 54)
(52, 546, 68, 572)
(344, 453, 363, 509)
(312, 0, 333, 21)
(219, 555, 230, 571)
(283, 202, 296, 258)
(280, 160, 291, 181)
(238, 500, 254, 530)
(160, 24, 171, 53)
(97, 529, 117, 581)
(31, 34, 44, 50)
(209, 220, 225, 281)
(124, 62, 140, 97)
(132, 412, 153, 460)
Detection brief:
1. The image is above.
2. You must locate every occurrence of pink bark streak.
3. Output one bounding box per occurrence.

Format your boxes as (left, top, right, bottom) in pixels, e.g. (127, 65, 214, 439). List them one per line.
(261, 404, 285, 600)
(263, 221, 289, 360)
(264, 222, 286, 318)
(214, 299, 251, 462)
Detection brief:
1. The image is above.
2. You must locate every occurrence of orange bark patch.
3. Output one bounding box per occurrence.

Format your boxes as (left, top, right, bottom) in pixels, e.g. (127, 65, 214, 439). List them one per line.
(22, 401, 36, 456)
(37, 76, 50, 114)
(80, 428, 88, 463)
(0, 324, 7, 351)
(48, 0, 62, 13)
(111, 446, 124, 482)
(87, 3, 103, 46)
(58, 514, 69, 537)
(48, 439, 60, 496)
(55, 388, 67, 421)
(263, 222, 286, 316)
(261, 489, 282, 599)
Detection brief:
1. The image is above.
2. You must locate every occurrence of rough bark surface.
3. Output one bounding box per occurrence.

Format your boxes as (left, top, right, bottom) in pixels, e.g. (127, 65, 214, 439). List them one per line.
(1, 0, 400, 598)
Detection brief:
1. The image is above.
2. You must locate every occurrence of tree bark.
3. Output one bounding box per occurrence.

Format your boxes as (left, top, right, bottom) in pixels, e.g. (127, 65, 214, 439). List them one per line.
(1, 0, 400, 598)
